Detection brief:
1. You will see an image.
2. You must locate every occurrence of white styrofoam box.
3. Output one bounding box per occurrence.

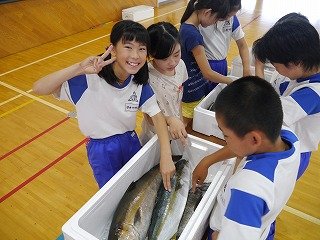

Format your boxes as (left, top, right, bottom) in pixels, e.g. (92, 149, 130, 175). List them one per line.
(122, 5, 154, 22)
(230, 63, 274, 82)
(192, 76, 238, 139)
(230, 47, 275, 82)
(62, 134, 235, 240)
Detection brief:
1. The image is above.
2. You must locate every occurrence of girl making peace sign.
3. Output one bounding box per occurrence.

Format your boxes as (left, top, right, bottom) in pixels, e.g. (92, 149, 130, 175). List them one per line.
(33, 20, 175, 190)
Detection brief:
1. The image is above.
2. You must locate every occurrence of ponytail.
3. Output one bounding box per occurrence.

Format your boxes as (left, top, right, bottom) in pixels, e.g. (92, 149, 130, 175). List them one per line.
(180, 0, 230, 24)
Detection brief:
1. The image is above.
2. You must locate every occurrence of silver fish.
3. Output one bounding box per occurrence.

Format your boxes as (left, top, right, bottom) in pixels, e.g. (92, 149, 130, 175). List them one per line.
(148, 159, 191, 240)
(108, 165, 162, 240)
(176, 183, 210, 238)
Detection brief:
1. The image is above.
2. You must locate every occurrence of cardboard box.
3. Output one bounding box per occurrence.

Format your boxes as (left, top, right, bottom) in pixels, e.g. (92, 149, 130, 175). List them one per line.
(192, 76, 238, 139)
(122, 5, 154, 22)
(62, 135, 235, 240)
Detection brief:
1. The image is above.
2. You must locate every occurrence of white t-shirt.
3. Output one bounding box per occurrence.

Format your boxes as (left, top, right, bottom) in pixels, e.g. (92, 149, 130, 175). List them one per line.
(140, 59, 188, 144)
(199, 16, 245, 60)
(58, 74, 160, 139)
(270, 71, 320, 152)
(210, 128, 300, 239)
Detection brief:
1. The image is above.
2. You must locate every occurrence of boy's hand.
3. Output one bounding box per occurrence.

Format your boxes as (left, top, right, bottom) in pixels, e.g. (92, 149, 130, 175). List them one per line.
(192, 159, 209, 192)
(79, 45, 116, 74)
(160, 155, 176, 192)
(167, 116, 188, 146)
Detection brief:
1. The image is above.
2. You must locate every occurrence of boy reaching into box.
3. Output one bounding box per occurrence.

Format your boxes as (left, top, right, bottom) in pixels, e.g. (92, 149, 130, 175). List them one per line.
(206, 77, 300, 239)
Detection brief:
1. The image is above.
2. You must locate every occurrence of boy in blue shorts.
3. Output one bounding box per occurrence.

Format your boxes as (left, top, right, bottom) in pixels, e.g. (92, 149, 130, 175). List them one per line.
(209, 76, 300, 239)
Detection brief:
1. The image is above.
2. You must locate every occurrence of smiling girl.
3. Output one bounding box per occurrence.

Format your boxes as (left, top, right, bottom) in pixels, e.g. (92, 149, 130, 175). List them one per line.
(33, 20, 175, 190)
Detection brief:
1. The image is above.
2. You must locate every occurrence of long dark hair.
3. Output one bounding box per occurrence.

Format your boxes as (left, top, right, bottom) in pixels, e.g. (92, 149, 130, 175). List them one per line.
(147, 22, 180, 59)
(98, 20, 150, 85)
(180, 0, 230, 24)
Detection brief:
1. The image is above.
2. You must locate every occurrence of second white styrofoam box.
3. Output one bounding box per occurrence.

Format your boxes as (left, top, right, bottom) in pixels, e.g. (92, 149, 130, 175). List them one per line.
(192, 76, 238, 139)
(62, 134, 235, 240)
(122, 5, 154, 22)
(230, 47, 275, 82)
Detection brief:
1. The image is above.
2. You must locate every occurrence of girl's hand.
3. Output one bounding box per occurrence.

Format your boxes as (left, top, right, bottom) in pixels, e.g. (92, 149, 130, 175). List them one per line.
(160, 155, 176, 192)
(167, 116, 188, 146)
(79, 45, 116, 74)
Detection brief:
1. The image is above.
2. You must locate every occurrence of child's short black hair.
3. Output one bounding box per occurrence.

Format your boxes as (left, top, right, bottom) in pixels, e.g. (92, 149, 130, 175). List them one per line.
(252, 13, 320, 72)
(98, 20, 150, 85)
(215, 76, 283, 142)
(147, 22, 180, 60)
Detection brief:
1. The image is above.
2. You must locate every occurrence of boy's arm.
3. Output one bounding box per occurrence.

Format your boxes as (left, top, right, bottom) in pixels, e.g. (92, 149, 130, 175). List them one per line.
(192, 45, 233, 85)
(236, 37, 251, 77)
(254, 58, 265, 79)
(151, 112, 175, 191)
(191, 146, 235, 192)
(33, 46, 116, 95)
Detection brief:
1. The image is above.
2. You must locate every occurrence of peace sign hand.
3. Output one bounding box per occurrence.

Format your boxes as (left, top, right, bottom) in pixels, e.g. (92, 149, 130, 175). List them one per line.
(79, 45, 116, 74)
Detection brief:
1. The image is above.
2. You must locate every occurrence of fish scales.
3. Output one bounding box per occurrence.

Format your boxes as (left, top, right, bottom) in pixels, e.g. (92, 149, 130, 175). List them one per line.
(108, 165, 162, 240)
(148, 159, 191, 240)
(176, 183, 210, 238)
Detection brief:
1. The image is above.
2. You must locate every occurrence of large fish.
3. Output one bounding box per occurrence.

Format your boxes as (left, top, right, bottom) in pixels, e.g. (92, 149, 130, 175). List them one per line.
(176, 183, 210, 238)
(108, 165, 162, 240)
(148, 159, 191, 240)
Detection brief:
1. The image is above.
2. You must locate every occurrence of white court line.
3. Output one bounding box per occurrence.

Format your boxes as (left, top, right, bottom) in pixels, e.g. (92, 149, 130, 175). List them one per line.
(0, 89, 33, 107)
(0, 6, 187, 77)
(0, 81, 69, 114)
(0, 6, 186, 114)
(284, 205, 320, 225)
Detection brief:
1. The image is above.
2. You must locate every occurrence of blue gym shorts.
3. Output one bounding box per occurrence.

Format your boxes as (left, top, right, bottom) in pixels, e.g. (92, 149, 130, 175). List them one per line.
(86, 130, 141, 188)
(206, 59, 228, 94)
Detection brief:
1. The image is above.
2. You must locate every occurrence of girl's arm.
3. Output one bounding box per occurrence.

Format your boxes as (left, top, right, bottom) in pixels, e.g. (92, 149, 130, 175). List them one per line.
(33, 46, 116, 96)
(165, 116, 188, 146)
(236, 37, 251, 77)
(192, 45, 232, 85)
(151, 112, 175, 191)
(33, 63, 84, 96)
(191, 145, 236, 192)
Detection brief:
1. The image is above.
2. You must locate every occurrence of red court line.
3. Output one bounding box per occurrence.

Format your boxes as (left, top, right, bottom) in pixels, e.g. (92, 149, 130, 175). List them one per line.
(0, 138, 87, 203)
(0, 117, 70, 161)
(243, 14, 261, 29)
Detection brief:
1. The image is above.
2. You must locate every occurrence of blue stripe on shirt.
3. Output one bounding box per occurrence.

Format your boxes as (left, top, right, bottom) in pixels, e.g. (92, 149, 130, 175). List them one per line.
(68, 75, 88, 104)
(139, 83, 154, 107)
(245, 129, 297, 182)
(279, 81, 289, 95)
(291, 87, 320, 115)
(232, 16, 240, 32)
(244, 157, 279, 182)
(225, 189, 269, 228)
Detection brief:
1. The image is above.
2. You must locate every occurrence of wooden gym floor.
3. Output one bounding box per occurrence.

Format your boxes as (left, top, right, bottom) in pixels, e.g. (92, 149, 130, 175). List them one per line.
(0, 0, 319, 239)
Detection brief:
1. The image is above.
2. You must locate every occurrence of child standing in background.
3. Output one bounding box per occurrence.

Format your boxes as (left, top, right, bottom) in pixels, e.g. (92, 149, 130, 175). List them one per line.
(200, 0, 250, 90)
(179, 0, 233, 125)
(33, 20, 175, 191)
(252, 13, 320, 179)
(209, 77, 300, 240)
(140, 22, 188, 146)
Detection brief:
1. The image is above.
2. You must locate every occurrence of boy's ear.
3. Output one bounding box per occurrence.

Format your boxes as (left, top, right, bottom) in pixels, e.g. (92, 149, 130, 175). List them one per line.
(248, 131, 262, 147)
